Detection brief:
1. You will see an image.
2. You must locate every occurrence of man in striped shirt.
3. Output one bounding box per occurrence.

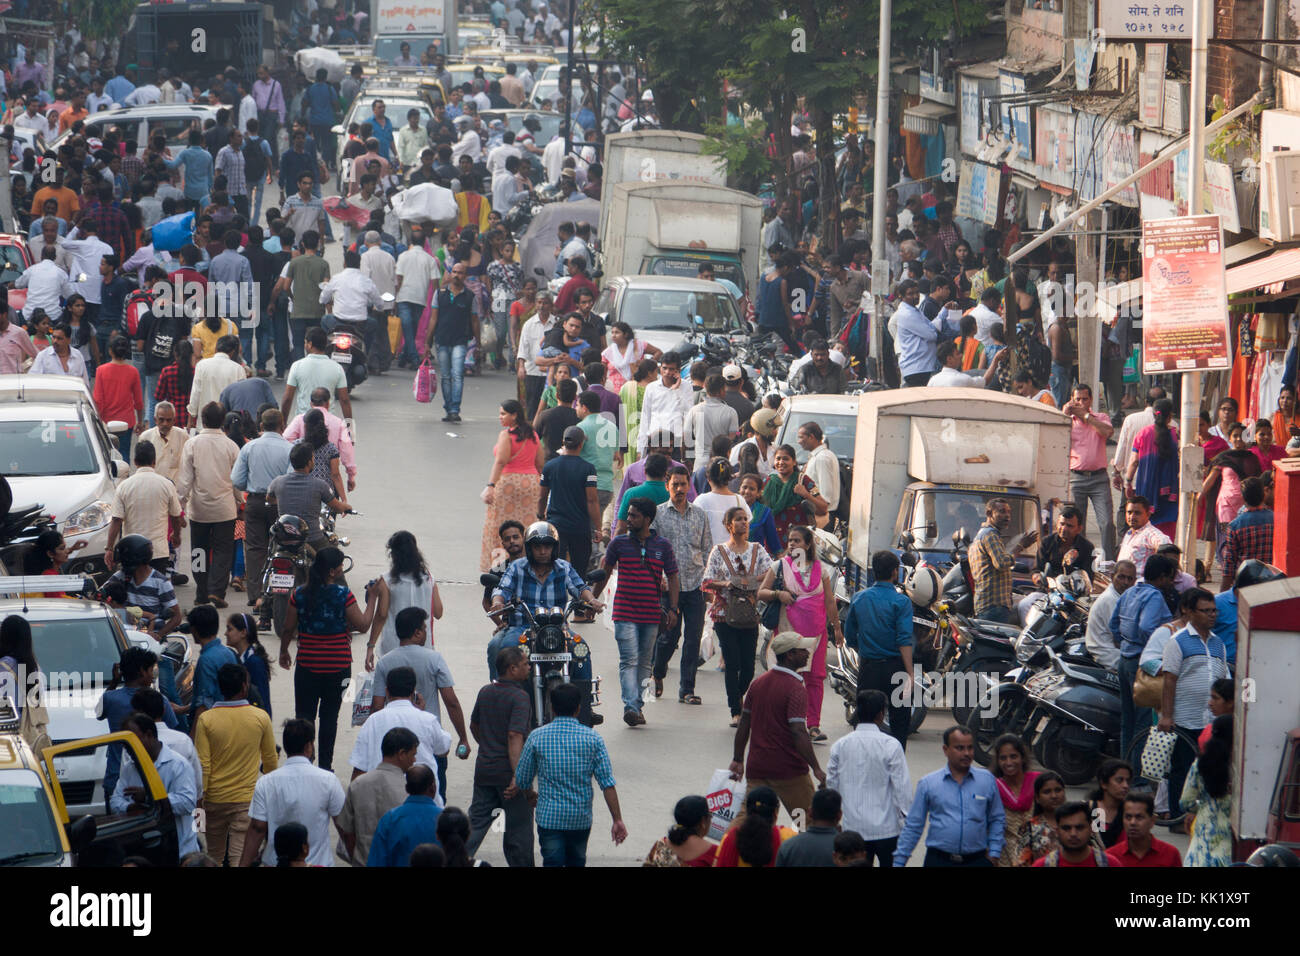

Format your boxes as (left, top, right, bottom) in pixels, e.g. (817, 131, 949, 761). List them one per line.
(215, 129, 250, 219)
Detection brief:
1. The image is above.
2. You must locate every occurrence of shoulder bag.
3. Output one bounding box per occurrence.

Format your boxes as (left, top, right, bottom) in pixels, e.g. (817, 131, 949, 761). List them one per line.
(719, 544, 760, 627)
(759, 559, 785, 631)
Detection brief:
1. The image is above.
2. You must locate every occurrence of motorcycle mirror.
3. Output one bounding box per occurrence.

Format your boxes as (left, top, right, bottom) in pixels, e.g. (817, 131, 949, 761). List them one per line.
(951, 529, 962, 546)
(899, 531, 915, 548)
(479, 572, 502, 588)
(584, 568, 607, 585)
(900, 551, 918, 568)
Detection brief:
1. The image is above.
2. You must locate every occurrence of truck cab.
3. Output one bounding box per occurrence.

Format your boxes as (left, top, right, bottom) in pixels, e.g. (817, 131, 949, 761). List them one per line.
(895, 482, 1041, 572)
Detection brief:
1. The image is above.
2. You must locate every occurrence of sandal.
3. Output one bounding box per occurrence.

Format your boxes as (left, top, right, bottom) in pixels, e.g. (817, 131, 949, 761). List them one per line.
(230, 578, 245, 592)
(809, 727, 828, 742)
(653, 677, 664, 698)
(679, 694, 702, 705)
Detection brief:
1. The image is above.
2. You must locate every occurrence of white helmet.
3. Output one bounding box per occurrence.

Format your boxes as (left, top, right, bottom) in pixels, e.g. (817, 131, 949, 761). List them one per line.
(905, 565, 942, 609)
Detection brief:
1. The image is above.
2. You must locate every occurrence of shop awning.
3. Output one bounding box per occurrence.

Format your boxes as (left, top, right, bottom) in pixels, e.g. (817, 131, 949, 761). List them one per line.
(1226, 247, 1300, 296)
(902, 101, 956, 137)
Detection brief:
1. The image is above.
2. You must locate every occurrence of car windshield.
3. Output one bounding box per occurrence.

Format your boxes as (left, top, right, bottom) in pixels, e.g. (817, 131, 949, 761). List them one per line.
(780, 411, 856, 464)
(904, 490, 1039, 554)
(618, 289, 738, 333)
(374, 36, 445, 62)
(29, 616, 121, 689)
(0, 244, 26, 285)
(646, 258, 746, 293)
(0, 420, 98, 477)
(0, 771, 64, 865)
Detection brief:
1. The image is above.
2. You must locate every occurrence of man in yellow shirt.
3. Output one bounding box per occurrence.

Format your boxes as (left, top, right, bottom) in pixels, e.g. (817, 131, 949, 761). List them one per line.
(194, 662, 278, 866)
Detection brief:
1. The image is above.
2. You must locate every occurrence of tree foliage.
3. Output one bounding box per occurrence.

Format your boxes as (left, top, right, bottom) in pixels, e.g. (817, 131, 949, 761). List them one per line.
(68, 0, 140, 41)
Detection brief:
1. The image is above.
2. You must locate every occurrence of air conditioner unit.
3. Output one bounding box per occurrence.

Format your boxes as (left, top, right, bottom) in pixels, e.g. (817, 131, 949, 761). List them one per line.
(1261, 150, 1300, 242)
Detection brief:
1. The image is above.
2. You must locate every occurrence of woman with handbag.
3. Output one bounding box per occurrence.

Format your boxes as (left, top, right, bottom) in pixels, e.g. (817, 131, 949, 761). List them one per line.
(757, 524, 842, 741)
(702, 507, 773, 728)
(0, 615, 51, 752)
(480, 400, 544, 571)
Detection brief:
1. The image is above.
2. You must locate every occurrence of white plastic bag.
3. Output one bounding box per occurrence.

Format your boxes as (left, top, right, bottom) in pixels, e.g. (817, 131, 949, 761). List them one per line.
(391, 183, 458, 224)
(704, 769, 746, 842)
(296, 47, 347, 83)
(699, 628, 717, 664)
(601, 569, 618, 628)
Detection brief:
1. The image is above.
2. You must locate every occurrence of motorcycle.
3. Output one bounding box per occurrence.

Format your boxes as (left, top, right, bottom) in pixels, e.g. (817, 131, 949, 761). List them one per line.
(480, 569, 606, 727)
(257, 506, 357, 637)
(320, 291, 396, 390)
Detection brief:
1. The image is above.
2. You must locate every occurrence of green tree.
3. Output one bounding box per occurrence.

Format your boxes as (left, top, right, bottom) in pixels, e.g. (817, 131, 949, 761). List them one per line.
(68, 0, 140, 41)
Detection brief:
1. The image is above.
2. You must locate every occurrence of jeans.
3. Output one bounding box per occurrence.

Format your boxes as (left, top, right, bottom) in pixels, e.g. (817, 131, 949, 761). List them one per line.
(859, 655, 911, 751)
(239, 323, 255, 369)
(231, 193, 250, 220)
(1070, 469, 1116, 560)
(903, 371, 933, 387)
(294, 665, 349, 771)
(436, 343, 467, 415)
(715, 622, 758, 717)
(143, 372, 159, 423)
(250, 181, 267, 226)
(190, 518, 235, 601)
(466, 782, 535, 866)
(613, 620, 658, 712)
(396, 302, 422, 365)
(289, 318, 316, 363)
(1049, 362, 1073, 409)
(537, 826, 590, 867)
(487, 625, 527, 680)
(243, 493, 277, 602)
(1118, 654, 1151, 769)
(258, 308, 290, 374)
(490, 309, 511, 365)
(652, 588, 705, 697)
(115, 429, 133, 460)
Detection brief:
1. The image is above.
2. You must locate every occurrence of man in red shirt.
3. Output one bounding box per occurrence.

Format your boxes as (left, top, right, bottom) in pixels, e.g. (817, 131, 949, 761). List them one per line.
(1033, 802, 1125, 867)
(553, 256, 599, 318)
(1112, 793, 1183, 867)
(729, 632, 824, 821)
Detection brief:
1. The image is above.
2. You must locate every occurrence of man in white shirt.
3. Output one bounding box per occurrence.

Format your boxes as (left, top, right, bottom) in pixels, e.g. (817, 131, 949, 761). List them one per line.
(87, 77, 114, 114)
(393, 228, 440, 369)
(14, 99, 47, 134)
(240, 719, 347, 867)
(517, 292, 558, 418)
(110, 714, 200, 861)
(797, 421, 841, 514)
(30, 323, 89, 387)
(238, 80, 258, 139)
(928, 340, 1004, 388)
(188, 336, 247, 421)
(1085, 560, 1136, 671)
(321, 248, 384, 360)
(15, 247, 73, 320)
(124, 82, 163, 107)
(60, 221, 114, 308)
(892, 280, 941, 387)
(968, 287, 1004, 348)
(825, 690, 911, 865)
(492, 154, 530, 214)
(638, 352, 694, 457)
(348, 665, 451, 803)
(138, 402, 189, 480)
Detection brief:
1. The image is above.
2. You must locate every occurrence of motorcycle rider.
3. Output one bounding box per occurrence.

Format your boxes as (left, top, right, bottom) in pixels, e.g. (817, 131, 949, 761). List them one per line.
(104, 534, 184, 637)
(488, 521, 604, 725)
(320, 249, 385, 363)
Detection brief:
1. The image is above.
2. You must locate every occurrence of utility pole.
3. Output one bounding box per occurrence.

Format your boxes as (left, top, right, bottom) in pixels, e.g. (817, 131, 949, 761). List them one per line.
(1175, 0, 1210, 564)
(868, 0, 892, 381)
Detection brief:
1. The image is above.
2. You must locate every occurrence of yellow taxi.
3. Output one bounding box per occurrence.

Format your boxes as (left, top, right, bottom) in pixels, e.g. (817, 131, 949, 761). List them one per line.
(0, 723, 72, 866)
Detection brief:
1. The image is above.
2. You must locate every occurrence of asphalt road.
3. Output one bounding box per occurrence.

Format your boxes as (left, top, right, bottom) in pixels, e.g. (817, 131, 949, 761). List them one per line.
(165, 244, 1188, 867)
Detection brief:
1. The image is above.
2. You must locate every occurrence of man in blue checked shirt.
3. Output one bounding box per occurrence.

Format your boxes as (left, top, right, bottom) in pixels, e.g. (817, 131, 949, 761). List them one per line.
(506, 682, 626, 867)
(893, 725, 1005, 867)
(1109, 553, 1176, 766)
(488, 521, 603, 722)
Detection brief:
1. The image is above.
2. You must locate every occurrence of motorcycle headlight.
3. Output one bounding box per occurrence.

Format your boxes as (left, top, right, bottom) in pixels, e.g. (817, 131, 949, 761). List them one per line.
(63, 499, 113, 536)
(537, 625, 565, 654)
(572, 639, 589, 660)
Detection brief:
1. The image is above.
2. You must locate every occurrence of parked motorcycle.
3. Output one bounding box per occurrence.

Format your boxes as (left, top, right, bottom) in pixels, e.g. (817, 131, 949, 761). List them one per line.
(480, 569, 605, 726)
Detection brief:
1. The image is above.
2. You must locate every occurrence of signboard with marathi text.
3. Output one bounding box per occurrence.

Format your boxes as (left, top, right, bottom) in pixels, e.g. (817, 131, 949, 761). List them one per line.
(376, 0, 446, 34)
(1140, 215, 1232, 372)
(1097, 1, 1193, 39)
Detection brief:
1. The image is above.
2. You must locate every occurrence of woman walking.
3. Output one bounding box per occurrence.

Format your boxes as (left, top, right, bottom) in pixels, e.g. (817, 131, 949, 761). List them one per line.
(757, 524, 842, 740)
(154, 339, 197, 429)
(694, 458, 749, 546)
(991, 734, 1040, 867)
(619, 358, 658, 464)
(1125, 397, 1180, 537)
(1014, 771, 1067, 866)
(279, 546, 379, 771)
(644, 795, 718, 867)
(226, 612, 273, 715)
(761, 444, 827, 549)
(486, 238, 523, 370)
(480, 400, 544, 571)
(367, 530, 442, 666)
(739, 473, 782, 555)
(1182, 714, 1234, 866)
(702, 507, 773, 727)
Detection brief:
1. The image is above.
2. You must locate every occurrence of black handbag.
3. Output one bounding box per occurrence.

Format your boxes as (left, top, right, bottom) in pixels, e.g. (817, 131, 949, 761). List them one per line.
(759, 560, 784, 631)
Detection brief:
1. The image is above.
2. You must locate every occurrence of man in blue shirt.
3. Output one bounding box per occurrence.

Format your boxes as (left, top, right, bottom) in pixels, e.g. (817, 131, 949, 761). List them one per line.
(1109, 553, 1176, 765)
(188, 605, 238, 726)
(367, 764, 443, 866)
(894, 725, 1005, 866)
(165, 129, 215, 206)
(368, 99, 396, 162)
(105, 67, 136, 105)
(304, 68, 339, 171)
(507, 682, 626, 867)
(844, 550, 915, 751)
(231, 408, 291, 607)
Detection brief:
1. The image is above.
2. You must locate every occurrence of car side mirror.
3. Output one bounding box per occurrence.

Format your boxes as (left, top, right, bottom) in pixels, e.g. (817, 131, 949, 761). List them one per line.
(951, 529, 961, 547)
(899, 531, 915, 548)
(900, 551, 919, 567)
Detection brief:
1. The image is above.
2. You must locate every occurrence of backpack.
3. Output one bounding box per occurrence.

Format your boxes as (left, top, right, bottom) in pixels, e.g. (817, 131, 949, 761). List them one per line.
(124, 288, 154, 337)
(243, 136, 269, 184)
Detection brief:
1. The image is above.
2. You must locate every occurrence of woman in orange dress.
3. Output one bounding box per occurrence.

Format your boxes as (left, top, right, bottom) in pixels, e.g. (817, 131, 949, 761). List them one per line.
(480, 399, 544, 570)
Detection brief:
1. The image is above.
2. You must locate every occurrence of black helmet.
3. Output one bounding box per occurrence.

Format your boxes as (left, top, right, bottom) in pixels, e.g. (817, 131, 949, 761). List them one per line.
(1234, 559, 1283, 590)
(1247, 844, 1300, 867)
(271, 514, 309, 546)
(522, 112, 541, 133)
(113, 534, 153, 571)
(524, 521, 558, 560)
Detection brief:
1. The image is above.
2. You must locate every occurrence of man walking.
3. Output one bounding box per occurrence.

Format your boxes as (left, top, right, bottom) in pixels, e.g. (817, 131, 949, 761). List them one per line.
(394, 225, 440, 369)
(539, 426, 600, 575)
(177, 402, 241, 607)
(466, 646, 534, 867)
(650, 466, 711, 706)
(970, 498, 1038, 624)
(683, 374, 738, 469)
(337, 727, 418, 866)
(188, 336, 247, 422)
(349, 665, 452, 795)
(281, 328, 351, 424)
(827, 690, 911, 866)
(517, 291, 558, 419)
(894, 725, 1005, 867)
(194, 662, 278, 865)
(1064, 384, 1115, 559)
(597, 496, 680, 727)
(1220, 477, 1273, 587)
(637, 353, 692, 459)
(844, 551, 915, 750)
(1110, 553, 1176, 763)
(367, 765, 444, 867)
(729, 632, 825, 821)
(508, 682, 627, 867)
(240, 719, 346, 867)
(273, 229, 332, 364)
(106, 441, 182, 576)
(231, 408, 291, 607)
(425, 260, 480, 423)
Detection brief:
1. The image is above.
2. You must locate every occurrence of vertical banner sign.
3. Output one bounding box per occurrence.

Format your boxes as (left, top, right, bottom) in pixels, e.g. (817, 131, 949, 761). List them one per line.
(1141, 43, 1167, 128)
(1140, 215, 1232, 372)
